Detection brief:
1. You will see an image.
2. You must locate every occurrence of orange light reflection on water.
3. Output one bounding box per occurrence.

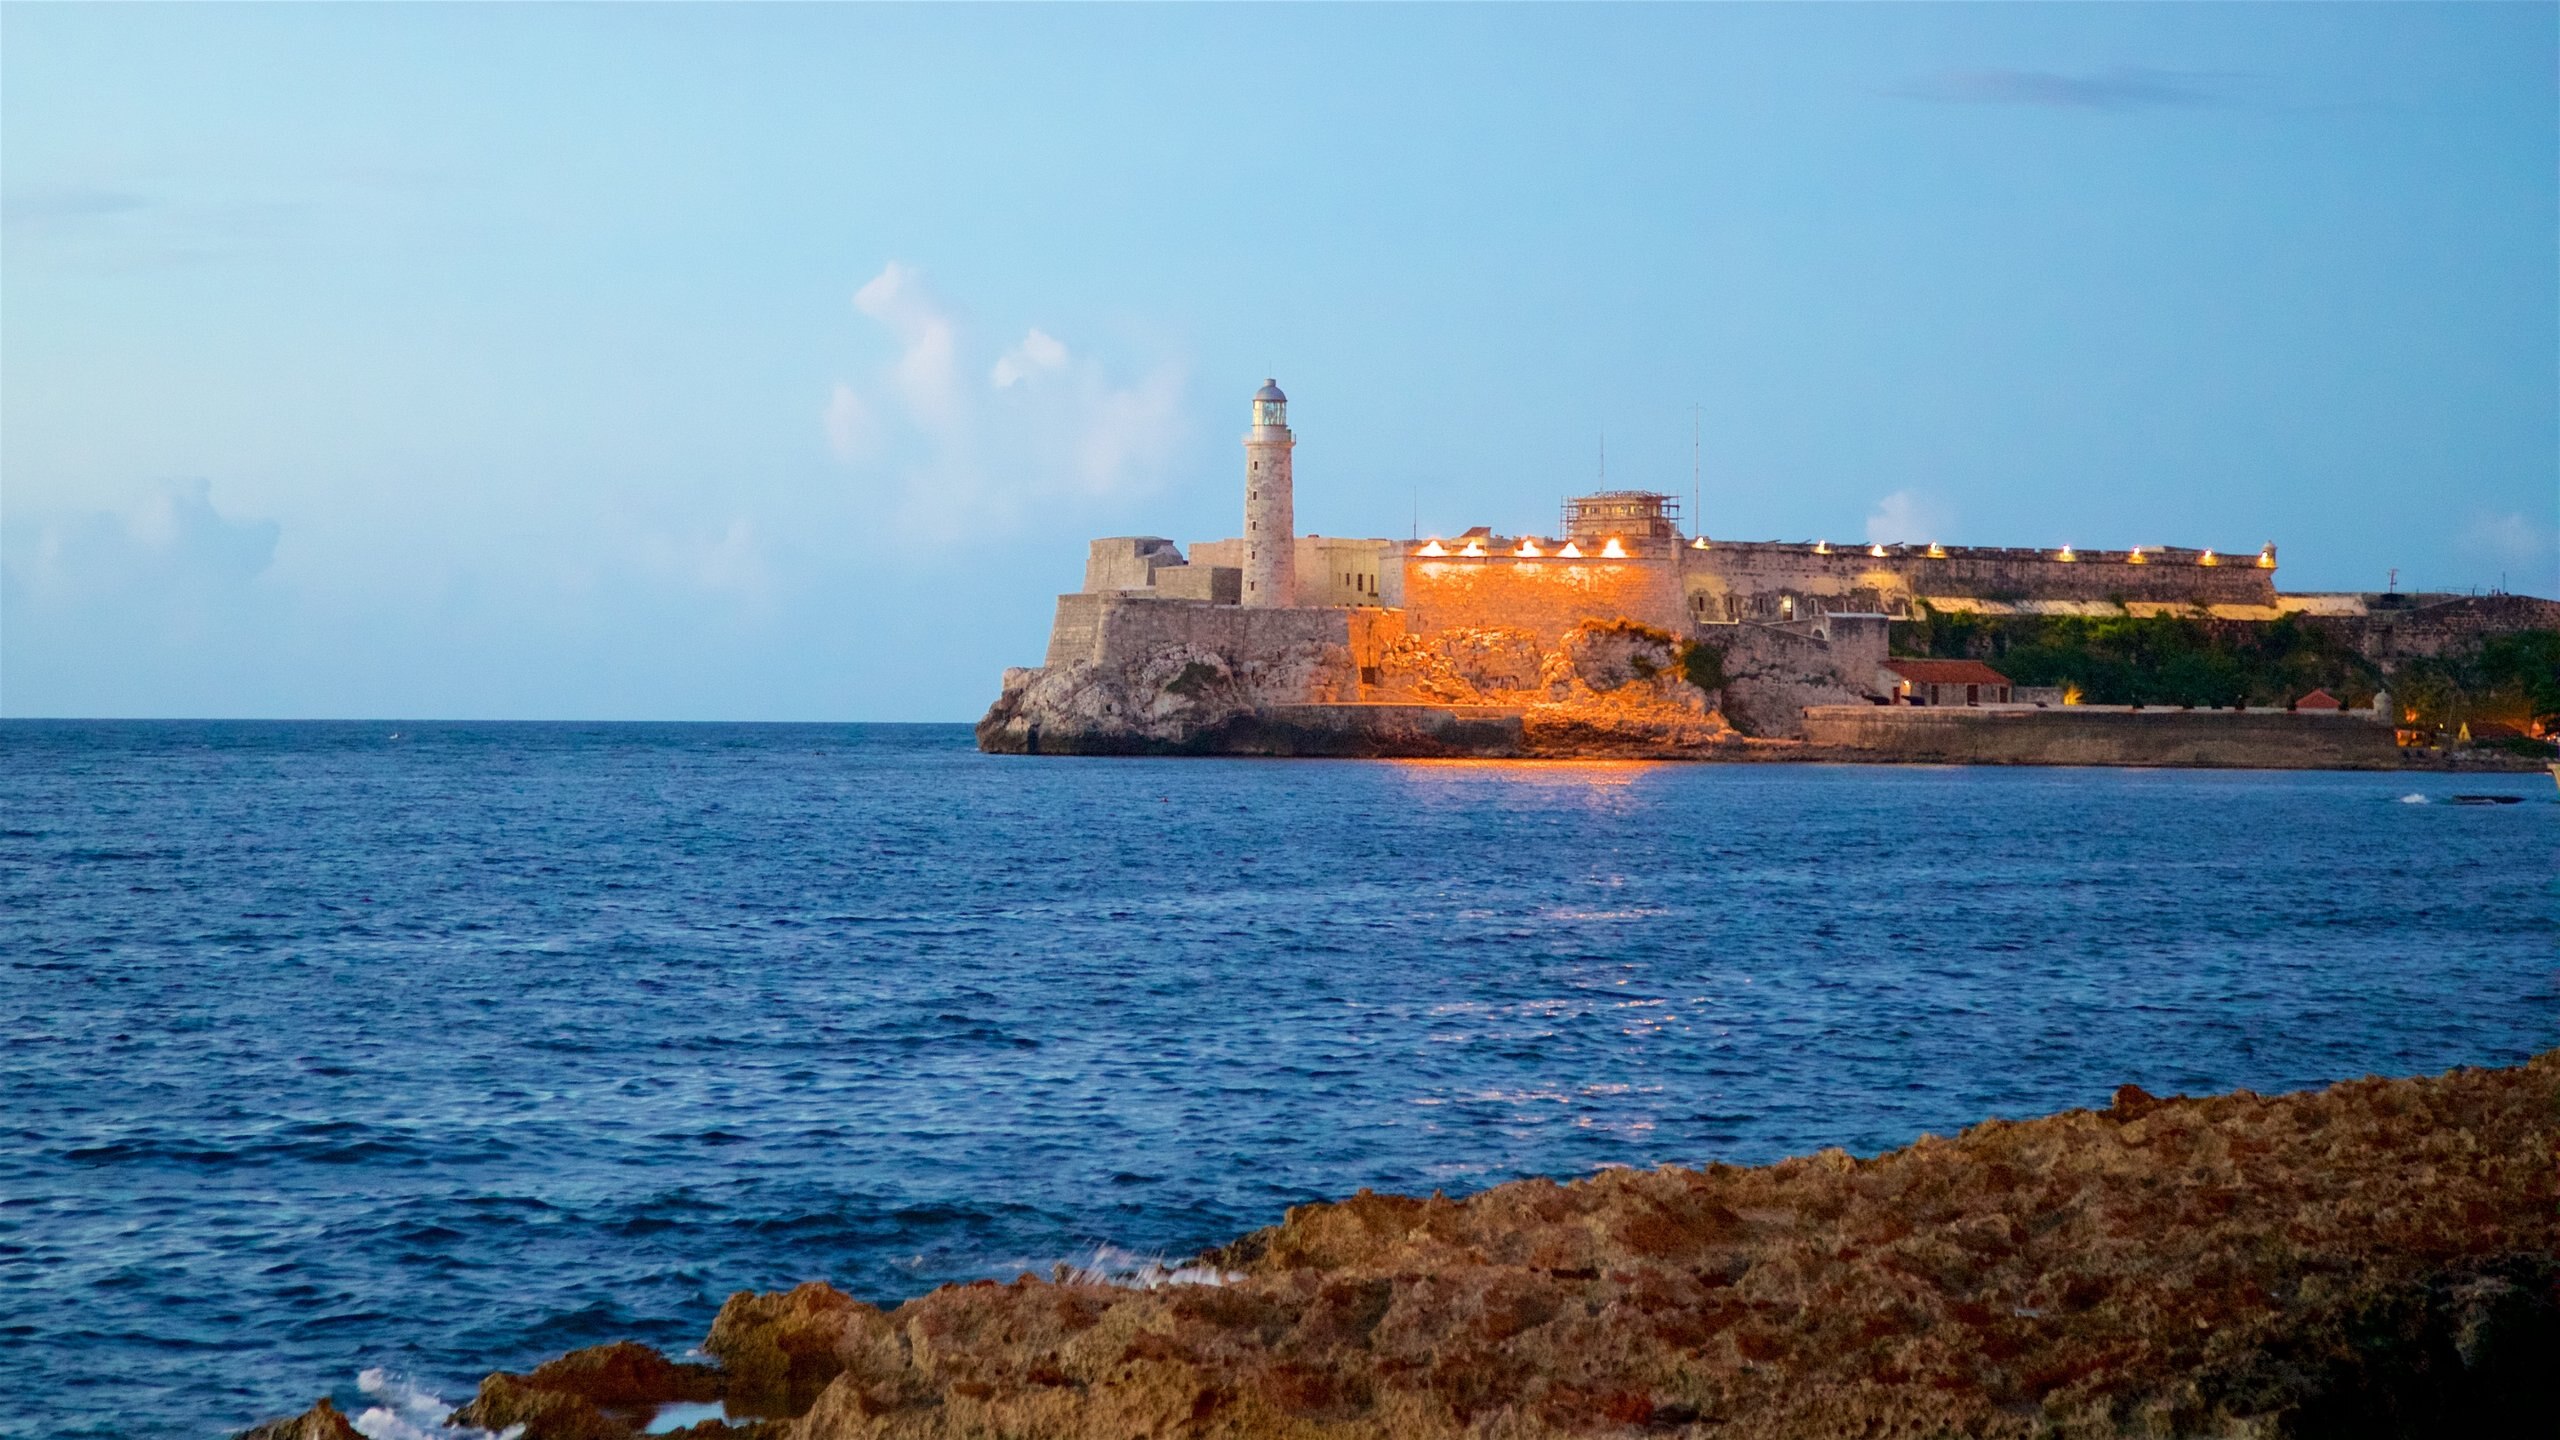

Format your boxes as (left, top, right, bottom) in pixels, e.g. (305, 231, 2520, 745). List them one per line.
(1384, 757, 1665, 790)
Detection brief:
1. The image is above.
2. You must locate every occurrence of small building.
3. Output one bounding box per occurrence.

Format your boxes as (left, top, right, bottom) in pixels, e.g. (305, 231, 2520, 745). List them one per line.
(2293, 688, 2342, 711)
(1880, 658, 2012, 707)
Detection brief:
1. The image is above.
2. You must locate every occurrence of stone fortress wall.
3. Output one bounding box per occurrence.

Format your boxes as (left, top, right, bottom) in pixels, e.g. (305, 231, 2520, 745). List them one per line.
(1680, 540, 2278, 622)
(1802, 705, 2403, 769)
(1052, 519, 2296, 741)
(986, 377, 2547, 759)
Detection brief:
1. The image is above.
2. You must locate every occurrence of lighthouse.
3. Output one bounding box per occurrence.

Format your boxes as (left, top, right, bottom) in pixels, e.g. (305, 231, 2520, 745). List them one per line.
(1242, 378, 1295, 608)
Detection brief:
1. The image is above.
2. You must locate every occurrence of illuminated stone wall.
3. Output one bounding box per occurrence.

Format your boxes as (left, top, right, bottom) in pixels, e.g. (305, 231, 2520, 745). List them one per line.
(1399, 556, 1687, 648)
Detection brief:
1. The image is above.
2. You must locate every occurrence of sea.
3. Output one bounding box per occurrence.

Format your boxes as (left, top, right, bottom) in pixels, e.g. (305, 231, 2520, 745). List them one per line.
(2, 721, 2553, 1438)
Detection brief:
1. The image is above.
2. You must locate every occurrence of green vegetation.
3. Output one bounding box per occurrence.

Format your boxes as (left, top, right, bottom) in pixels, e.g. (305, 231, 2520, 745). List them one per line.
(1891, 608, 2383, 709)
(1891, 607, 2560, 743)
(2388, 630, 2560, 740)
(1677, 638, 1728, 695)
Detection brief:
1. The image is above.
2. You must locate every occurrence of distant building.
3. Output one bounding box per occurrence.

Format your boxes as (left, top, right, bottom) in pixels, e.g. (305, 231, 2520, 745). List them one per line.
(1881, 659, 2012, 707)
(1008, 376, 2553, 748)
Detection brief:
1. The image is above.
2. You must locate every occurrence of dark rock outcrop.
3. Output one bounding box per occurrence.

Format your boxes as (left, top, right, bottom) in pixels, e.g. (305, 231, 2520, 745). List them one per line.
(449, 1339, 726, 1439)
(237, 1397, 362, 1440)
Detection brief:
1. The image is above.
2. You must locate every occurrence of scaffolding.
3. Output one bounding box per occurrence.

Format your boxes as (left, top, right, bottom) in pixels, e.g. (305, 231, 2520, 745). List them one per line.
(1560, 490, 1681, 543)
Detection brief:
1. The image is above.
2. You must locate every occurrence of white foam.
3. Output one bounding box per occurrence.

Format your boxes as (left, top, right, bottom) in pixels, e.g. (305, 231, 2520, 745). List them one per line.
(349, 1368, 524, 1440)
(1054, 1243, 1241, 1290)
(2399, 793, 2429, 804)
(645, 1401, 729, 1434)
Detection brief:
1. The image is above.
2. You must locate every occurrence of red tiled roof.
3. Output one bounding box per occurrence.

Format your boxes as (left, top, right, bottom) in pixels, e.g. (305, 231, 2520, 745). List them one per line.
(2294, 689, 2342, 710)
(1882, 659, 2011, 686)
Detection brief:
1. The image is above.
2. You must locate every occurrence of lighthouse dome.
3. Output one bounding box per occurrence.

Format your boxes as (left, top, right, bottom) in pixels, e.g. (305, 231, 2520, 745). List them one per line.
(1253, 379, 1286, 402)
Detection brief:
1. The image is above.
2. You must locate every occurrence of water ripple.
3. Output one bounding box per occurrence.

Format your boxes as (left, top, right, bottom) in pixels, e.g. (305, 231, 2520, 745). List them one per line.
(0, 720, 2552, 1437)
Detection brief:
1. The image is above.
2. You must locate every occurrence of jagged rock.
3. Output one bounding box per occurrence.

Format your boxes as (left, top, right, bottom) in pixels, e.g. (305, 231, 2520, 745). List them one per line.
(401, 1054, 2558, 1438)
(237, 1397, 362, 1440)
(762, 1053, 2557, 1438)
(451, 1338, 722, 1439)
(986, 617, 1737, 758)
(704, 1281, 895, 1417)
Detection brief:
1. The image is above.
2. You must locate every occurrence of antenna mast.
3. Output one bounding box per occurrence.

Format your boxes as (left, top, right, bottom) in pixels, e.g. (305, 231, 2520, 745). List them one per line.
(1690, 402, 1701, 538)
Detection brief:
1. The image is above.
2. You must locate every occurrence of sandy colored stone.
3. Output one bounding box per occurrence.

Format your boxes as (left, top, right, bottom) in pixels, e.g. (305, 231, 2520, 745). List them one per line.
(770, 1054, 2557, 1438)
(251, 1055, 2556, 1440)
(236, 1396, 362, 1440)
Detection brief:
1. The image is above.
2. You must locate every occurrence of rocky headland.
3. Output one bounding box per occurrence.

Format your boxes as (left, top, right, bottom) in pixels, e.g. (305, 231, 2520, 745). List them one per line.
(249, 1053, 2558, 1439)
(977, 618, 1752, 759)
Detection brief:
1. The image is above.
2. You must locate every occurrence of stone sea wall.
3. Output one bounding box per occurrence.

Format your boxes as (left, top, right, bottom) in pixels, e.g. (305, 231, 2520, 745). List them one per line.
(1801, 705, 2404, 769)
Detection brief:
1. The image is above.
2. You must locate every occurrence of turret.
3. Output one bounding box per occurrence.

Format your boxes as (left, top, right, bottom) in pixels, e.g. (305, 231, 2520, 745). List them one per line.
(1243, 378, 1295, 607)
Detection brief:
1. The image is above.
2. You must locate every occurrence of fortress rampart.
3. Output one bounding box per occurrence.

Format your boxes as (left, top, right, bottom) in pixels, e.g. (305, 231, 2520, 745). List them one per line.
(988, 378, 2549, 761)
(1681, 541, 2278, 621)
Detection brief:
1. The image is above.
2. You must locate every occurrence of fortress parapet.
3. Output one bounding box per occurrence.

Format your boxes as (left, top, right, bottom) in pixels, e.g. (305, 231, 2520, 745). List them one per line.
(1679, 538, 2279, 622)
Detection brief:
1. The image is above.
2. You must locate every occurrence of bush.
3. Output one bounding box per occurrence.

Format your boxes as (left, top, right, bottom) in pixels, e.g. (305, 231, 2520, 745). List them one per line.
(1678, 640, 1728, 694)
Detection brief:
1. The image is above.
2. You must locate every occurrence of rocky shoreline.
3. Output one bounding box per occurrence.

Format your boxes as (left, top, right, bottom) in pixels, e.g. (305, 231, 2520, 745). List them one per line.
(248, 1053, 2558, 1439)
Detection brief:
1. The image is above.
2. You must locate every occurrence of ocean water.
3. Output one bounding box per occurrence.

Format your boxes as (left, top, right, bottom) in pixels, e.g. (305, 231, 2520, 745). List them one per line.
(2, 721, 2553, 1438)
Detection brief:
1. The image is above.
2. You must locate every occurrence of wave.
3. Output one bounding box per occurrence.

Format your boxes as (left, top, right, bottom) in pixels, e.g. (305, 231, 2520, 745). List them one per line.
(349, 1369, 519, 1440)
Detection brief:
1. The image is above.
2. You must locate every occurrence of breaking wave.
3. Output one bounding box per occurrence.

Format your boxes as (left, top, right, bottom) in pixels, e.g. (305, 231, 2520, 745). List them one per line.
(350, 1369, 521, 1440)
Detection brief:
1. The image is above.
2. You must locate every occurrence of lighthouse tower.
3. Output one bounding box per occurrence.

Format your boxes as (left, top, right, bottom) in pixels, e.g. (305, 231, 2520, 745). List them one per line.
(1242, 378, 1296, 608)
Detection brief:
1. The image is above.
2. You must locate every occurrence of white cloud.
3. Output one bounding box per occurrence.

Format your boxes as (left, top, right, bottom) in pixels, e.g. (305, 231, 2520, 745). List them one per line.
(1865, 489, 1951, 546)
(992, 328, 1069, 388)
(2459, 510, 2551, 567)
(630, 516, 773, 608)
(852, 261, 962, 430)
(2457, 510, 2557, 591)
(698, 518, 770, 600)
(822, 382, 876, 462)
(1075, 367, 1186, 495)
(6, 477, 278, 605)
(823, 262, 1189, 533)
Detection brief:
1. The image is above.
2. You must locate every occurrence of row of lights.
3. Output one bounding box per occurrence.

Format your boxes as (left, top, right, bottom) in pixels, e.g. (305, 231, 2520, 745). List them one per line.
(1413, 537, 2278, 568)
(1413, 537, 1633, 559)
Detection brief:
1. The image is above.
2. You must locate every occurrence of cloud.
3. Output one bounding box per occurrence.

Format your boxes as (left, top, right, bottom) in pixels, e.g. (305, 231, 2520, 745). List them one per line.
(823, 382, 877, 462)
(2457, 510, 2556, 584)
(992, 328, 1068, 389)
(2, 480, 287, 710)
(5, 478, 278, 606)
(627, 516, 776, 610)
(1865, 490, 1952, 546)
(1, 184, 150, 227)
(853, 261, 962, 429)
(822, 263, 1189, 533)
(1893, 67, 2222, 111)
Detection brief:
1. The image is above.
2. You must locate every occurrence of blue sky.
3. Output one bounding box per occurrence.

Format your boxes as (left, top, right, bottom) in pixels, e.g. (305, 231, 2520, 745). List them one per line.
(5, 3, 2552, 720)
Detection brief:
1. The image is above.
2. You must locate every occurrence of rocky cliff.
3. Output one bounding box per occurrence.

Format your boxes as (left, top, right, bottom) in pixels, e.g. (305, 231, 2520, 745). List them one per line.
(979, 617, 1738, 758)
(246, 1053, 2560, 1439)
